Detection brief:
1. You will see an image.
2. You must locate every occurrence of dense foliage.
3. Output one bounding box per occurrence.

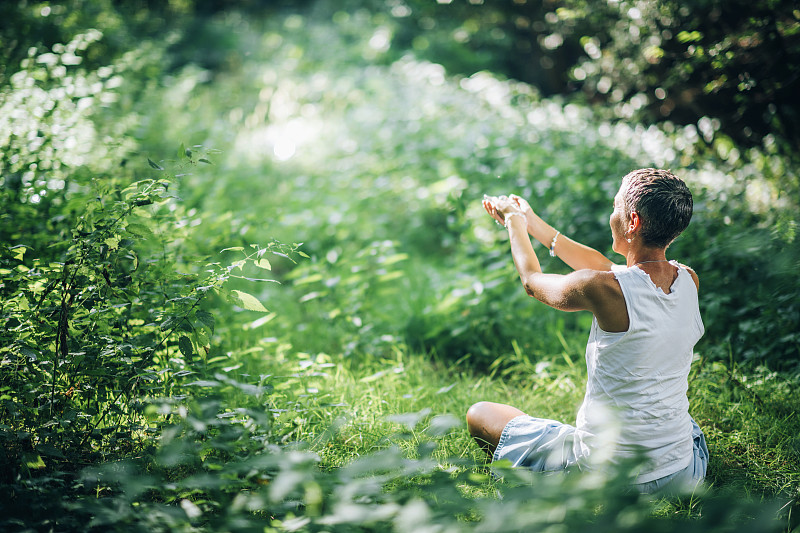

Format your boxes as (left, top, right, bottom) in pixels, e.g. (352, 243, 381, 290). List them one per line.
(375, 0, 800, 161)
(1, 0, 798, 531)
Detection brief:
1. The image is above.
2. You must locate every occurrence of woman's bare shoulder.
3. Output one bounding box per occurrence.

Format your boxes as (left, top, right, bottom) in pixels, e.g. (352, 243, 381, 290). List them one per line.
(581, 269, 627, 332)
(676, 262, 700, 290)
(577, 269, 624, 299)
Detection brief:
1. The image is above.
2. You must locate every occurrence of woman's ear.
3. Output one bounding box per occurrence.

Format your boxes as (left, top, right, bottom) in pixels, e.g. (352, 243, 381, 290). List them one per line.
(629, 211, 641, 234)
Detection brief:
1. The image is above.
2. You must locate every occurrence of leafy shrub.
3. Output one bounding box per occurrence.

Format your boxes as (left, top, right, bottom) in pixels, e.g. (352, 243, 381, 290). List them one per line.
(0, 151, 298, 467)
(0, 30, 302, 498)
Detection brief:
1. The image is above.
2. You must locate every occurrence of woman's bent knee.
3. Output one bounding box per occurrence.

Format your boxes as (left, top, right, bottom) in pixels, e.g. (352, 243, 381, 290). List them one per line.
(466, 402, 526, 439)
(466, 401, 527, 457)
(466, 401, 491, 434)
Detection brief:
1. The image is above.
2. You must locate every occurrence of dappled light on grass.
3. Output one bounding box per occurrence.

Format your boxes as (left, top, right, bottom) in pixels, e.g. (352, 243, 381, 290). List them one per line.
(66, 354, 793, 532)
(234, 71, 328, 164)
(269, 116, 323, 162)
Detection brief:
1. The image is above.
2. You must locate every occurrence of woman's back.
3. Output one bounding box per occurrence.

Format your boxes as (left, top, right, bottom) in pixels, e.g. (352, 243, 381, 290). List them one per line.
(575, 262, 704, 482)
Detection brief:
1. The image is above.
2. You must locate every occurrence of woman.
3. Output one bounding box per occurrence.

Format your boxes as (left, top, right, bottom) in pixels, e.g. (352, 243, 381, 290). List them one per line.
(468, 168, 708, 493)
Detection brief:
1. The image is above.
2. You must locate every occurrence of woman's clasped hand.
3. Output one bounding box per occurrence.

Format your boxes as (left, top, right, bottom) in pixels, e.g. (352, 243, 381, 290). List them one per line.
(482, 194, 532, 226)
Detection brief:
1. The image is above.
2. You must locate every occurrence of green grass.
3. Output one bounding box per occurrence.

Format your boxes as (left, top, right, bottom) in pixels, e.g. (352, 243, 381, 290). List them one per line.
(219, 309, 800, 530)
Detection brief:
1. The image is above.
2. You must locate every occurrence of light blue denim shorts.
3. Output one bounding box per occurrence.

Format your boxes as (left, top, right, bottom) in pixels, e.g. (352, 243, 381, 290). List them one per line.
(493, 415, 708, 494)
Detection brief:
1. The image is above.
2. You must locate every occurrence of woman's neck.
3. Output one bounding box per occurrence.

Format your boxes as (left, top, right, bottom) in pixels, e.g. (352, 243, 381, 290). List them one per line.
(625, 245, 668, 267)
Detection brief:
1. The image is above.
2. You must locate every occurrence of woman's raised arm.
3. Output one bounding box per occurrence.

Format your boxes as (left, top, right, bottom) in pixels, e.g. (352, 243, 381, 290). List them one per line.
(483, 194, 614, 272)
(483, 195, 628, 331)
(510, 195, 614, 272)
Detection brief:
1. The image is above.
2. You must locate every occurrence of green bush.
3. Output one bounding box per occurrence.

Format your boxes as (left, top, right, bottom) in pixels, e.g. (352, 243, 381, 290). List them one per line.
(0, 29, 302, 493)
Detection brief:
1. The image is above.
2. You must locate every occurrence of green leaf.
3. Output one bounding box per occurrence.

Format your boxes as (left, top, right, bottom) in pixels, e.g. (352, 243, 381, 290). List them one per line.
(23, 453, 46, 470)
(378, 270, 403, 282)
(381, 253, 408, 266)
(178, 336, 193, 359)
(185, 380, 220, 388)
(295, 273, 324, 286)
(10, 245, 27, 261)
(228, 289, 268, 312)
(677, 30, 703, 43)
(255, 258, 272, 270)
(194, 328, 210, 348)
(195, 310, 215, 334)
(126, 223, 153, 237)
(147, 158, 164, 170)
(36, 443, 65, 458)
(104, 236, 121, 250)
(160, 315, 178, 331)
(244, 312, 276, 330)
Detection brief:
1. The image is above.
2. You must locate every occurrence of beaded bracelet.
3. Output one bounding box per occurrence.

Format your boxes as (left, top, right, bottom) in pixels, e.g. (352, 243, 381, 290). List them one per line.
(549, 230, 560, 257)
(504, 212, 526, 229)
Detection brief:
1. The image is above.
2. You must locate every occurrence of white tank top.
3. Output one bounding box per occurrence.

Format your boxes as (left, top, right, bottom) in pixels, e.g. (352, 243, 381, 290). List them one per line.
(574, 261, 704, 483)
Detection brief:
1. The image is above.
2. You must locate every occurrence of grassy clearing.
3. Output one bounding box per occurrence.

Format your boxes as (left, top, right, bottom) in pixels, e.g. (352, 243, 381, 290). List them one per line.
(162, 10, 799, 528)
(3, 3, 799, 531)
(221, 305, 800, 529)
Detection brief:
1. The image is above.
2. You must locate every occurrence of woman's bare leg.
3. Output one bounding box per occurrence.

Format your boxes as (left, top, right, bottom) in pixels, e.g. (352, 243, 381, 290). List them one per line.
(466, 401, 526, 458)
